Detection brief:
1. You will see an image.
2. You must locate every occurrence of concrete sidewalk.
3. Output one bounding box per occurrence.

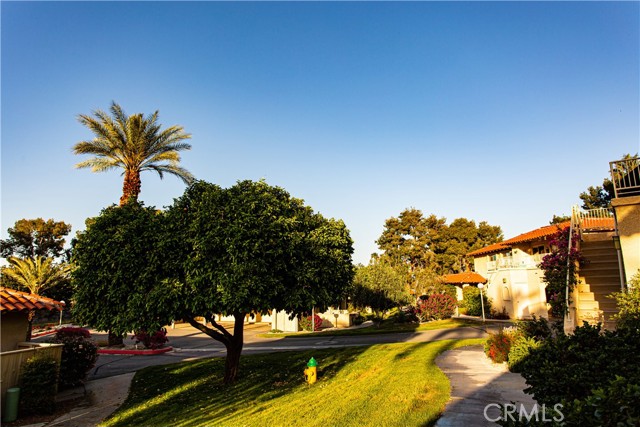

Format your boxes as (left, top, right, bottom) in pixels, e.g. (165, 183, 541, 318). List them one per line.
(435, 345, 537, 427)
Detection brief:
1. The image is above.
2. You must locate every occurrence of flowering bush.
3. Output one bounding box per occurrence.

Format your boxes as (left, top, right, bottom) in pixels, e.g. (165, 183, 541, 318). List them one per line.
(416, 294, 457, 321)
(484, 328, 518, 363)
(132, 329, 169, 349)
(539, 226, 584, 317)
(49, 332, 98, 389)
(299, 314, 323, 331)
(55, 327, 91, 339)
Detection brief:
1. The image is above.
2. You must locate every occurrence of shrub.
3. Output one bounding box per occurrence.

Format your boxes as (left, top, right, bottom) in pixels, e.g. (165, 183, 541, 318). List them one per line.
(352, 314, 364, 326)
(611, 270, 640, 330)
(299, 314, 323, 331)
(55, 327, 91, 339)
(518, 322, 640, 406)
(567, 375, 640, 426)
(390, 306, 419, 323)
(132, 329, 169, 349)
(416, 294, 456, 321)
(461, 286, 491, 317)
(514, 315, 556, 341)
(49, 333, 98, 389)
(507, 336, 540, 373)
(484, 328, 517, 363)
(489, 306, 510, 320)
(19, 356, 59, 415)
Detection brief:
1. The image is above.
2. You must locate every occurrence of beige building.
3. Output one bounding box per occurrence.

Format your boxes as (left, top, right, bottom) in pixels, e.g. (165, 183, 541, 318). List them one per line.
(468, 223, 568, 319)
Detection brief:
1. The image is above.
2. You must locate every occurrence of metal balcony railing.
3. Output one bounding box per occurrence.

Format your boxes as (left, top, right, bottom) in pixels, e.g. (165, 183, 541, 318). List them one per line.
(573, 206, 615, 232)
(610, 156, 640, 198)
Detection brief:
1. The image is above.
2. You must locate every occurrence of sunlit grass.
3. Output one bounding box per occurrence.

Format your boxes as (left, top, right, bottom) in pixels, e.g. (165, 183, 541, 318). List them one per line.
(260, 318, 480, 338)
(101, 339, 484, 427)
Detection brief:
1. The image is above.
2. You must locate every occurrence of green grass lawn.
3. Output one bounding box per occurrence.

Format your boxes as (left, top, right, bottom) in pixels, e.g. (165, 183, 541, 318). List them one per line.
(102, 338, 484, 427)
(260, 318, 485, 338)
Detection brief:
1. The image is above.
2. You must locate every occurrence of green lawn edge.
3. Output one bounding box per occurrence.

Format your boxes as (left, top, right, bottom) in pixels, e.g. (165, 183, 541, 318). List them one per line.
(259, 318, 491, 338)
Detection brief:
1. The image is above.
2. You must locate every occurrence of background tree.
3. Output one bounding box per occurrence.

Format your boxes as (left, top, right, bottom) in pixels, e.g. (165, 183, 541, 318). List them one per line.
(161, 180, 354, 383)
(73, 102, 194, 205)
(1, 218, 71, 260)
(376, 209, 502, 293)
(376, 208, 445, 271)
(351, 260, 411, 325)
(434, 218, 503, 274)
(550, 214, 571, 224)
(579, 179, 614, 210)
(72, 202, 171, 346)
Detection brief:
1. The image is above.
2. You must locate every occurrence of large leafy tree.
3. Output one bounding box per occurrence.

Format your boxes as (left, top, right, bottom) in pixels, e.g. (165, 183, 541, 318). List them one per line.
(161, 180, 354, 383)
(73, 102, 194, 205)
(72, 202, 172, 346)
(1, 218, 71, 260)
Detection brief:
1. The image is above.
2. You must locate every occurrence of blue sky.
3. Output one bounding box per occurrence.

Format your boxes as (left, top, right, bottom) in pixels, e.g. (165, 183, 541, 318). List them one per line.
(2, 1, 639, 265)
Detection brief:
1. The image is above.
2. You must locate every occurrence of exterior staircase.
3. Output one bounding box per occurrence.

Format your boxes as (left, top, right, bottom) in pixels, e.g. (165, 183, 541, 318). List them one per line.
(576, 237, 622, 330)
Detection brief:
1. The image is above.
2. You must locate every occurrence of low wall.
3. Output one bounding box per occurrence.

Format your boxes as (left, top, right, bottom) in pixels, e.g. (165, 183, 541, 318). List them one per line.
(0, 342, 63, 409)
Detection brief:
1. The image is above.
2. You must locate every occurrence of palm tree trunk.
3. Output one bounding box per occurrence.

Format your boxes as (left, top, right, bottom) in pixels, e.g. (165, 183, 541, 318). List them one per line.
(120, 169, 141, 205)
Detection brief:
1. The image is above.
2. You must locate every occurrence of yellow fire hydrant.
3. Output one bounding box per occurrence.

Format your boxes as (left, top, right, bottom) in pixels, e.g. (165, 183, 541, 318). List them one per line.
(304, 357, 317, 385)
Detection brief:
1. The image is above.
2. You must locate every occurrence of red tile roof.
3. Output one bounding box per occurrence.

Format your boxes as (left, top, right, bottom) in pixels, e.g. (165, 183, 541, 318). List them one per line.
(442, 272, 487, 284)
(467, 221, 571, 257)
(0, 287, 65, 313)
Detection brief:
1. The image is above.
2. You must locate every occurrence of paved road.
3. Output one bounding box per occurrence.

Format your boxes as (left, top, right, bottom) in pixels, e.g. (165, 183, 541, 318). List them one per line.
(86, 322, 497, 379)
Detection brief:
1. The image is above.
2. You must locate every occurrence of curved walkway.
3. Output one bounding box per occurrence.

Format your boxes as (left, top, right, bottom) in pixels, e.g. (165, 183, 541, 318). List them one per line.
(435, 345, 537, 426)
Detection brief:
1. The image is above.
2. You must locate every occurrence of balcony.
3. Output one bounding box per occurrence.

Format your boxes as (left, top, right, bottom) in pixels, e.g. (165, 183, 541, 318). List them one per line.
(486, 256, 540, 272)
(610, 156, 640, 198)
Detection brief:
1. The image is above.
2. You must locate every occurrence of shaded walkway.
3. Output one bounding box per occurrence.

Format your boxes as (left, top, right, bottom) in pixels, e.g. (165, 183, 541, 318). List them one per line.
(24, 373, 134, 427)
(435, 345, 537, 426)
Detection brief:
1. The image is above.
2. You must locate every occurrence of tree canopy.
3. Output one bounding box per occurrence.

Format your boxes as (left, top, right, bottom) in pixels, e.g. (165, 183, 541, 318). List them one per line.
(1, 218, 71, 260)
(376, 209, 502, 273)
(73, 102, 193, 205)
(161, 180, 354, 382)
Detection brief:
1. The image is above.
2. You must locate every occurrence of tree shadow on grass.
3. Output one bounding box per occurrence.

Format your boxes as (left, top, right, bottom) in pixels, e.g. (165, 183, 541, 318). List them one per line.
(102, 346, 370, 427)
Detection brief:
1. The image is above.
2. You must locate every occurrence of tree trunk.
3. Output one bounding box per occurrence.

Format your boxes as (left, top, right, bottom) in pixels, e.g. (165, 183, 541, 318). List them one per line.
(223, 312, 245, 384)
(120, 169, 141, 205)
(26, 309, 35, 341)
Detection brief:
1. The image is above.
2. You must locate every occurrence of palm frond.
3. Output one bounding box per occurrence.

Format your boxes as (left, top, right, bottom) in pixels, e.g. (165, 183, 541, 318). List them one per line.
(142, 163, 194, 185)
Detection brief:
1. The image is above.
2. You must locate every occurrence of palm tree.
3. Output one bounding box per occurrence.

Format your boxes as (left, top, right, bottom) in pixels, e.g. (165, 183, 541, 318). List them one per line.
(73, 102, 194, 205)
(4, 257, 71, 295)
(3, 256, 71, 340)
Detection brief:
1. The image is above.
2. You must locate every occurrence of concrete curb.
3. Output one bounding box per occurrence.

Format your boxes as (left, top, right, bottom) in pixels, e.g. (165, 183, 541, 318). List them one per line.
(98, 346, 173, 355)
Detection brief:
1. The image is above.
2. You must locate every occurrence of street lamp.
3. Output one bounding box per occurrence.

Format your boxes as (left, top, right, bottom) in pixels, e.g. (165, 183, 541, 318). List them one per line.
(59, 301, 65, 326)
(477, 285, 486, 323)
